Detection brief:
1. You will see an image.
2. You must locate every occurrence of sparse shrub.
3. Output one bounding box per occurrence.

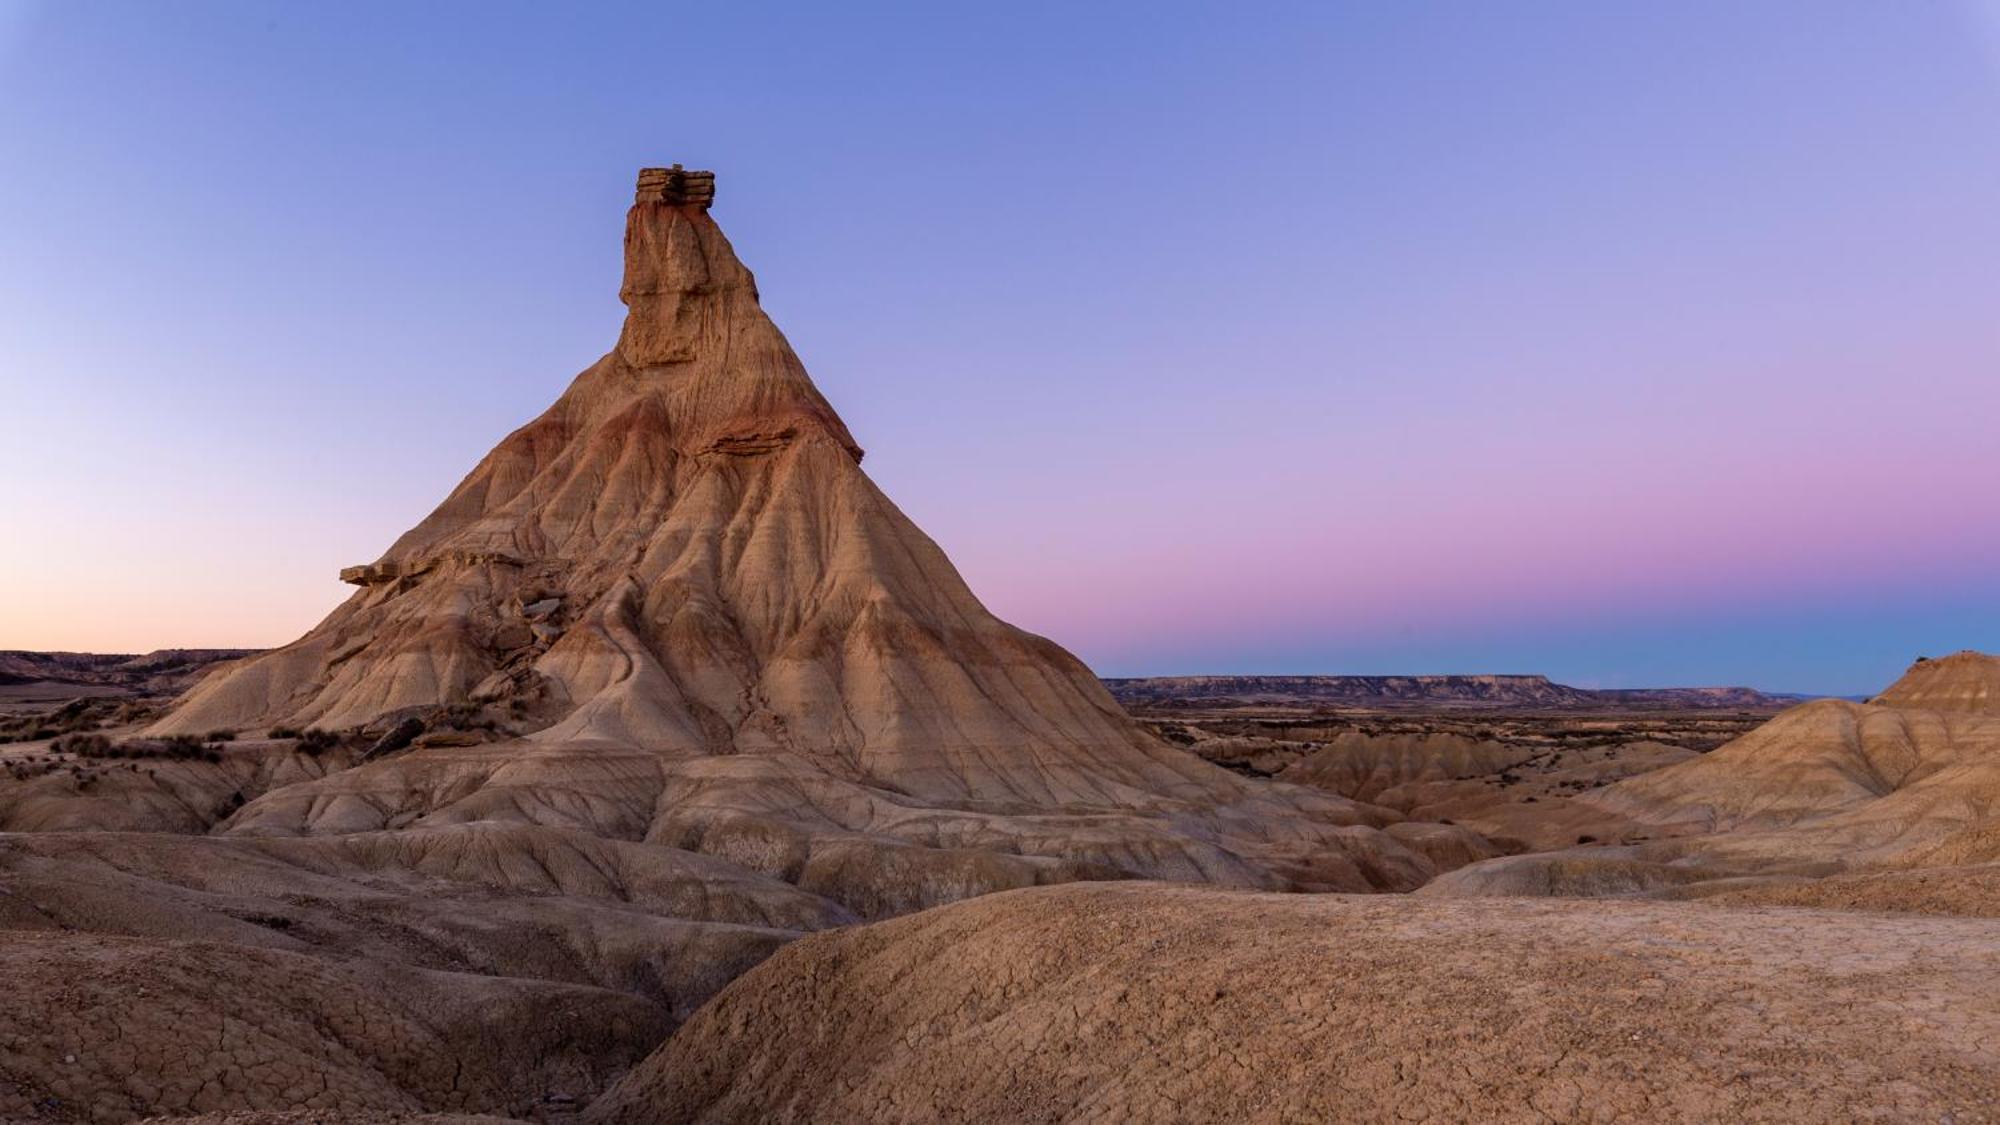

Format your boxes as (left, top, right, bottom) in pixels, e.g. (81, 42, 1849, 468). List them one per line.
(203, 729, 236, 743)
(269, 725, 301, 740)
(0, 697, 129, 743)
(433, 703, 499, 733)
(51, 733, 112, 758)
(1577, 834, 1598, 844)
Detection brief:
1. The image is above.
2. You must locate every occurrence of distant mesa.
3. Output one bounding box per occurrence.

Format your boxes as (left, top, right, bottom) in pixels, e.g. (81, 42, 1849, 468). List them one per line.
(1103, 673, 1809, 712)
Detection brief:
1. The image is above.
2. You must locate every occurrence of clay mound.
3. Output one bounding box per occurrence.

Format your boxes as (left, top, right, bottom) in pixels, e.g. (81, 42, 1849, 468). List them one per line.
(587, 882, 2000, 1124)
(0, 931, 664, 1123)
(1266, 731, 1689, 852)
(1874, 650, 2000, 712)
(1586, 652, 2000, 856)
(1277, 731, 1535, 805)
(0, 819, 891, 1121)
(1422, 652, 2000, 899)
(0, 827, 847, 1015)
(0, 736, 361, 834)
(1415, 849, 1734, 898)
(1586, 698, 1951, 832)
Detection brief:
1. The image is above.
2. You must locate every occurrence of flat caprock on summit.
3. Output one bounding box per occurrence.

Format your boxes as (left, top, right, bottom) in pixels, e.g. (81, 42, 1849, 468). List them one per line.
(142, 167, 1483, 909)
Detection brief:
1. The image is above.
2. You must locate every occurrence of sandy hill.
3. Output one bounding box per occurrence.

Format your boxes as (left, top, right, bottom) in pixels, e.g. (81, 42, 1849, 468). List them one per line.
(1873, 649, 2000, 711)
(586, 882, 2000, 1124)
(1420, 650, 2000, 897)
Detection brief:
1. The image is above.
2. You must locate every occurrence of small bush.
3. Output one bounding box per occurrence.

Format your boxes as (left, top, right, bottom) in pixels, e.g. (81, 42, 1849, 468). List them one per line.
(51, 733, 112, 758)
(203, 729, 236, 743)
(269, 726, 301, 740)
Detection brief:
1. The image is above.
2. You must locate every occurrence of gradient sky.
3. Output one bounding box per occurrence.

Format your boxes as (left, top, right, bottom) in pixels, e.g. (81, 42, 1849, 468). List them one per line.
(2, 2, 1997, 694)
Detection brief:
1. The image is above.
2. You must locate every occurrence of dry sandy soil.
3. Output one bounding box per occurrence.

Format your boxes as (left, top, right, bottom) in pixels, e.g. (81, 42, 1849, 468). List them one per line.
(588, 882, 2000, 1124)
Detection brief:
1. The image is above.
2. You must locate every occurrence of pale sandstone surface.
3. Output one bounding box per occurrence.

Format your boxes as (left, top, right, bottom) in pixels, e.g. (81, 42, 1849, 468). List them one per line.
(587, 882, 2000, 1125)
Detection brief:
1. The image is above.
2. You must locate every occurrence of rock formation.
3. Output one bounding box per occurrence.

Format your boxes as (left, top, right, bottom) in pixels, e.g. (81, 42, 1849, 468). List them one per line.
(129, 167, 1473, 910)
(0, 168, 1525, 1120)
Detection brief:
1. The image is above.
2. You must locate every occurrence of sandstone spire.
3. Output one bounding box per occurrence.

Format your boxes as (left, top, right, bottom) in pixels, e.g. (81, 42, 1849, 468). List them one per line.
(153, 168, 1451, 903)
(160, 166, 1206, 803)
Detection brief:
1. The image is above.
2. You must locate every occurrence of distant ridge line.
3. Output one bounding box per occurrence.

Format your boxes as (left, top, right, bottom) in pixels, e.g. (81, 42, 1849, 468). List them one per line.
(1101, 674, 1812, 712)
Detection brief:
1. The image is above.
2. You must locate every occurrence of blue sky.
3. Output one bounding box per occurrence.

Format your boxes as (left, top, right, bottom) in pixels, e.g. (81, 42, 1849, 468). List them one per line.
(2, 1, 1997, 694)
